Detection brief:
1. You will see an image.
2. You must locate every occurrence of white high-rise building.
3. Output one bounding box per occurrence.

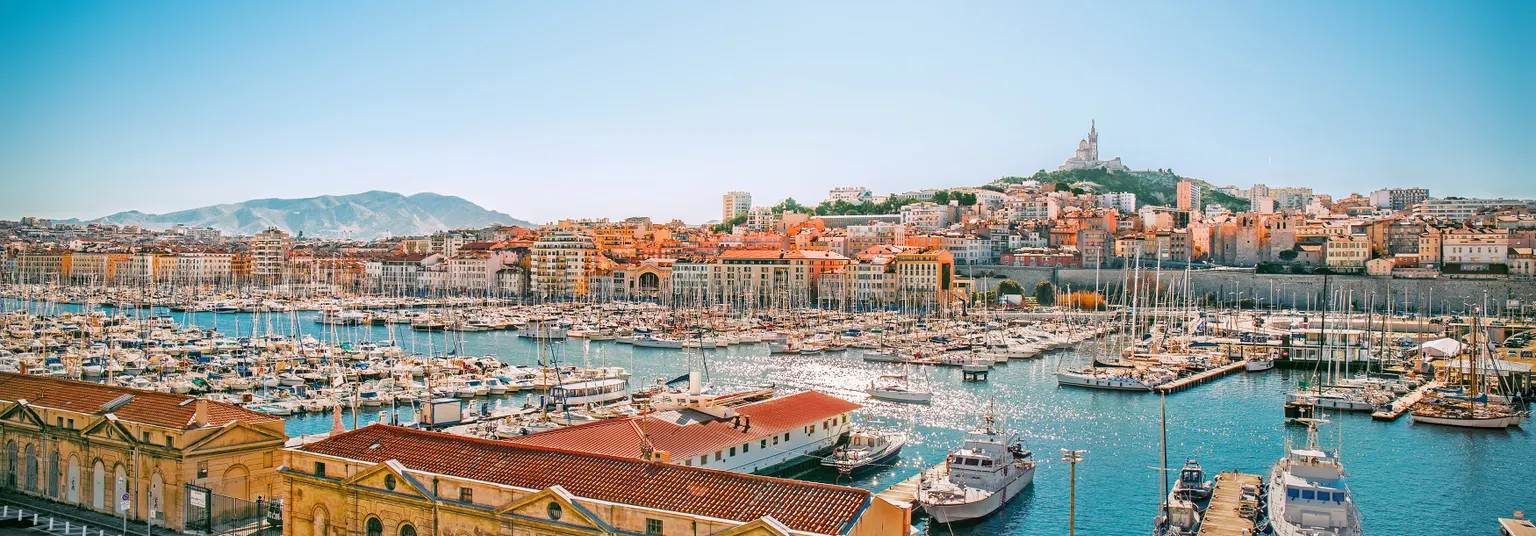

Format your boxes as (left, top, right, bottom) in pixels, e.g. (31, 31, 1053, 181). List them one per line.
(251, 227, 291, 283)
(1098, 192, 1137, 214)
(722, 191, 752, 223)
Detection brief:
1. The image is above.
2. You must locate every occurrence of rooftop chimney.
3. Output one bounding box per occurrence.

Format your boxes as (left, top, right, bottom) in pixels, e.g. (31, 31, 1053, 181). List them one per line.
(193, 399, 208, 427)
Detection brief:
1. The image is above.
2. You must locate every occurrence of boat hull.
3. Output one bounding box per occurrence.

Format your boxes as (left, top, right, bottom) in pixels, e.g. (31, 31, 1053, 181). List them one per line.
(922, 465, 1035, 523)
(1410, 412, 1526, 428)
(1055, 372, 1152, 391)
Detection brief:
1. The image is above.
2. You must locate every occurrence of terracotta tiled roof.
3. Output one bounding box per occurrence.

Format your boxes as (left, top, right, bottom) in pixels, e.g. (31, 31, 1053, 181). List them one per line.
(0, 372, 280, 430)
(507, 390, 861, 461)
(299, 424, 870, 535)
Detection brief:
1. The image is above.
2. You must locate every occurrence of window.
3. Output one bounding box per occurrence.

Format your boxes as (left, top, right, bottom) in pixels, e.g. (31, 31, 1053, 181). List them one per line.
(546, 502, 563, 521)
(646, 518, 663, 536)
(742, 443, 749, 453)
(365, 518, 383, 536)
(1301, 489, 1315, 500)
(699, 456, 707, 466)
(729, 447, 735, 457)
(312, 462, 325, 477)
(57, 417, 63, 427)
(164, 436, 174, 448)
(142, 431, 150, 443)
(823, 421, 828, 430)
(459, 487, 473, 503)
(383, 474, 397, 491)
(67, 419, 74, 428)
(783, 433, 790, 442)
(772, 436, 779, 446)
(399, 524, 416, 536)
(761, 440, 768, 449)
(714, 451, 722, 461)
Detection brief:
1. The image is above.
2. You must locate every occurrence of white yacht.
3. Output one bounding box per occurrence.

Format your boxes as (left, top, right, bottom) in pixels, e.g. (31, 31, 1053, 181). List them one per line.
(915, 408, 1035, 523)
(1266, 418, 1363, 536)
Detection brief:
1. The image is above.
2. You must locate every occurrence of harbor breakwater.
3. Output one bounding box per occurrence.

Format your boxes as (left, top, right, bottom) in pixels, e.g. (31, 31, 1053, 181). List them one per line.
(977, 266, 1536, 315)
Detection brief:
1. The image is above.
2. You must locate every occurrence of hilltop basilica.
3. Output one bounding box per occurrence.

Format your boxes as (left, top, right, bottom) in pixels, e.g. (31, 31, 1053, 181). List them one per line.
(1058, 120, 1129, 172)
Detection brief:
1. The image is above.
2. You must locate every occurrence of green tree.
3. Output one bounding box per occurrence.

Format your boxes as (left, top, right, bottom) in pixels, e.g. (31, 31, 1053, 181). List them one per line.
(997, 279, 1023, 296)
(771, 197, 810, 214)
(1278, 249, 1298, 261)
(710, 213, 748, 232)
(932, 190, 950, 204)
(1033, 280, 1056, 306)
(1054, 182, 1072, 192)
(954, 192, 978, 206)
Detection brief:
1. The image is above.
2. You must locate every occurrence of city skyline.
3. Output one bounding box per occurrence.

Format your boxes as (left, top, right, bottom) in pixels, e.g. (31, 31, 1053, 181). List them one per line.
(2, 1, 1531, 224)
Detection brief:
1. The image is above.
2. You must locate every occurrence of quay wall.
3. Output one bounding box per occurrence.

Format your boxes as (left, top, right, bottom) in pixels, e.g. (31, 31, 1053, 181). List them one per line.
(973, 266, 1536, 315)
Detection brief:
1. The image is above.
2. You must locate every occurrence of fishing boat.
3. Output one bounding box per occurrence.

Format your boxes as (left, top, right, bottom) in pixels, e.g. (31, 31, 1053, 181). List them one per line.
(915, 404, 1035, 523)
(1266, 417, 1363, 536)
(866, 373, 932, 404)
(1245, 355, 1277, 372)
(820, 427, 905, 474)
(1171, 459, 1213, 501)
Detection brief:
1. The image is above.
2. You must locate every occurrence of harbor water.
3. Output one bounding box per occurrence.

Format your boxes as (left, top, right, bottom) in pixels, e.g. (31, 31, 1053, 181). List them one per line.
(10, 302, 1534, 535)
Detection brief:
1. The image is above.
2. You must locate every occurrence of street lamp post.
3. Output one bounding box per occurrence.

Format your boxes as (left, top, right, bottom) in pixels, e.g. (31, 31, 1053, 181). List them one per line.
(1061, 448, 1087, 536)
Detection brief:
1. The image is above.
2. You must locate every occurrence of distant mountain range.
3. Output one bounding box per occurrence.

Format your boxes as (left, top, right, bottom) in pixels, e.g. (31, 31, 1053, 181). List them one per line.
(69, 191, 533, 239)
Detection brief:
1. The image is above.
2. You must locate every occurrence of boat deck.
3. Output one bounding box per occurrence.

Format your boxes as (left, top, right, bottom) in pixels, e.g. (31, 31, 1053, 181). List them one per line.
(875, 461, 948, 515)
(1371, 380, 1440, 421)
(1197, 471, 1262, 536)
(1157, 360, 1248, 393)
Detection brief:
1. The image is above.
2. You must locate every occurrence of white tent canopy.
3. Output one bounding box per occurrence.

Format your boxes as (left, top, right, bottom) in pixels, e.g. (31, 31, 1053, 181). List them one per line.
(1414, 337, 1464, 357)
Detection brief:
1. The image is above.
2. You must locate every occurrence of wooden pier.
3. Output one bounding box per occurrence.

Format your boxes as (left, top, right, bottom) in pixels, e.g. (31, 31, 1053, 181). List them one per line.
(1371, 380, 1440, 421)
(1156, 360, 1249, 393)
(1197, 471, 1263, 536)
(875, 461, 947, 516)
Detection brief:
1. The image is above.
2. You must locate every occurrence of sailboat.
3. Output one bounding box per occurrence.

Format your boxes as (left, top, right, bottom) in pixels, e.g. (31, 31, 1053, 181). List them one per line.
(866, 369, 933, 403)
(1410, 307, 1528, 429)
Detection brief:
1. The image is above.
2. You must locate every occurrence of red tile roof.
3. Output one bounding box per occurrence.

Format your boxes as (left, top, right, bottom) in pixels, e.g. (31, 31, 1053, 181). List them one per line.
(506, 390, 860, 460)
(298, 424, 870, 535)
(0, 372, 280, 430)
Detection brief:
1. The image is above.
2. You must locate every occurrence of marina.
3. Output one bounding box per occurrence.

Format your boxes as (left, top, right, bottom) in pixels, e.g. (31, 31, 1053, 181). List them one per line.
(0, 296, 1532, 534)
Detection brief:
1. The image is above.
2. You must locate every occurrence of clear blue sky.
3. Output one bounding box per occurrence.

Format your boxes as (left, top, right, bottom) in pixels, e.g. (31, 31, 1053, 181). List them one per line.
(1, 1, 1530, 224)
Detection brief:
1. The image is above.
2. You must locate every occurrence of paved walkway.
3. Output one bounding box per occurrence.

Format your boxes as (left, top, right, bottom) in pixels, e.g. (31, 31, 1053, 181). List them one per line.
(0, 491, 179, 536)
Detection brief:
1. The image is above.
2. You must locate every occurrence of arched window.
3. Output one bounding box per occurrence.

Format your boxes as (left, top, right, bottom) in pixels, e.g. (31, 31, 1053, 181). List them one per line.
(365, 517, 383, 536)
(5, 441, 16, 487)
(311, 507, 328, 536)
(398, 524, 416, 536)
(92, 460, 105, 510)
(23, 444, 38, 492)
(48, 451, 59, 498)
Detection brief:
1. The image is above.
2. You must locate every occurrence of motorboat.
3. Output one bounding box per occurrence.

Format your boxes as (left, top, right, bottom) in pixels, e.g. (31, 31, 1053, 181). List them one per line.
(821, 428, 906, 474)
(915, 405, 1035, 523)
(1266, 417, 1363, 536)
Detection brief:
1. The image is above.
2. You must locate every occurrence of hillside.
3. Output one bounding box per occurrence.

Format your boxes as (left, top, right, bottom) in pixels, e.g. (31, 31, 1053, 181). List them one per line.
(995, 169, 1250, 212)
(76, 191, 532, 239)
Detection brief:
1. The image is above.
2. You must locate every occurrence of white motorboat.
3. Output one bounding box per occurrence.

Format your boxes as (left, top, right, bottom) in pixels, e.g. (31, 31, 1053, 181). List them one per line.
(916, 406, 1035, 523)
(1266, 417, 1363, 536)
(1245, 356, 1276, 372)
(821, 428, 906, 474)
